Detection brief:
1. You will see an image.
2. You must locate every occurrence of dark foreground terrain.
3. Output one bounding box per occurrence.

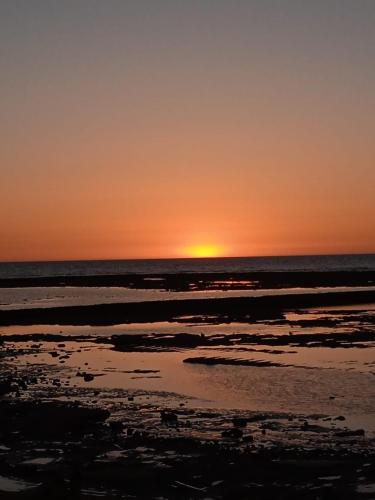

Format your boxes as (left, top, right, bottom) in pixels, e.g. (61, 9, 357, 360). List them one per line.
(1, 270, 375, 290)
(1, 352, 375, 500)
(1, 289, 375, 326)
(1, 280, 375, 498)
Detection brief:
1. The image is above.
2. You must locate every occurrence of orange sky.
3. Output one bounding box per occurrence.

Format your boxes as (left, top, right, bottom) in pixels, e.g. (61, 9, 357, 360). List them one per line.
(1, 1, 374, 261)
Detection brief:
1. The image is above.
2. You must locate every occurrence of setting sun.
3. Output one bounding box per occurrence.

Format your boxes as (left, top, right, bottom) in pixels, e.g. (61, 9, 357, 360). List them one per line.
(184, 244, 225, 258)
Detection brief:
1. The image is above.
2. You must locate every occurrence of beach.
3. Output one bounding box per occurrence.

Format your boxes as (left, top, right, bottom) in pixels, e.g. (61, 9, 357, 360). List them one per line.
(1, 260, 375, 498)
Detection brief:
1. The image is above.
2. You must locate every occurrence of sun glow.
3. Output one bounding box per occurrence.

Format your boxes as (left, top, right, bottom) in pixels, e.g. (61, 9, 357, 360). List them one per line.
(184, 244, 225, 258)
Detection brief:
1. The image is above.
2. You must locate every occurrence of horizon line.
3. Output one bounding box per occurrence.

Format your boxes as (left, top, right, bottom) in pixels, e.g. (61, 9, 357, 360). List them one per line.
(1, 251, 375, 265)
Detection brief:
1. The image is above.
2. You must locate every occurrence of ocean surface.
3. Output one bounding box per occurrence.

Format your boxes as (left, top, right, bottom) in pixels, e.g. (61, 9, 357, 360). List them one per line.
(1, 253, 375, 278)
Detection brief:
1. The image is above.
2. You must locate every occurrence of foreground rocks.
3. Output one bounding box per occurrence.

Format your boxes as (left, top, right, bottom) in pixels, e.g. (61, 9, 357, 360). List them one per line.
(1, 294, 375, 498)
(0, 400, 109, 440)
(1, 372, 375, 499)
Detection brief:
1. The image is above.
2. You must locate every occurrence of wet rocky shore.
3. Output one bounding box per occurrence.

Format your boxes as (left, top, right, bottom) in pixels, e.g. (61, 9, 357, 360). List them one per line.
(1, 270, 375, 291)
(1, 353, 375, 499)
(1, 273, 375, 498)
(1, 289, 375, 326)
(1, 325, 375, 498)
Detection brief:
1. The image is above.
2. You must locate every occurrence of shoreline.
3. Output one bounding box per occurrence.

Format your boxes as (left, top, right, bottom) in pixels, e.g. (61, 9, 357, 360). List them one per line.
(1, 337, 375, 499)
(1, 270, 375, 290)
(1, 275, 375, 498)
(1, 289, 375, 326)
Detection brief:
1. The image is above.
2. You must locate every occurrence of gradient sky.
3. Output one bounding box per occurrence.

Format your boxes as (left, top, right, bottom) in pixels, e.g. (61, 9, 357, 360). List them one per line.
(1, 0, 374, 261)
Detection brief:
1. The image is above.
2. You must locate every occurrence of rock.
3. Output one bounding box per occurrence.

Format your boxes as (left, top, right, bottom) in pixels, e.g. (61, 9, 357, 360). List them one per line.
(0, 377, 13, 396)
(221, 428, 243, 439)
(232, 418, 247, 428)
(160, 410, 178, 424)
(76, 371, 95, 382)
(17, 379, 27, 390)
(334, 416, 346, 421)
(0, 400, 110, 439)
(243, 435, 254, 443)
(109, 421, 123, 433)
(335, 429, 365, 437)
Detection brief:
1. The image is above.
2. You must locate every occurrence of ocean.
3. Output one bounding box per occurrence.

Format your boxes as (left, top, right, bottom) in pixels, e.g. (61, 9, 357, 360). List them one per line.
(1, 253, 375, 279)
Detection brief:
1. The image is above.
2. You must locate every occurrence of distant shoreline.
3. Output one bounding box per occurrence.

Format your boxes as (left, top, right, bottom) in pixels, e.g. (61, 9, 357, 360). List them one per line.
(1, 270, 375, 289)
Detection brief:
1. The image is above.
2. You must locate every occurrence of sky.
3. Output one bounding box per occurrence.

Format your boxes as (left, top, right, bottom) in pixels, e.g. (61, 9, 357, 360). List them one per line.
(1, 0, 374, 261)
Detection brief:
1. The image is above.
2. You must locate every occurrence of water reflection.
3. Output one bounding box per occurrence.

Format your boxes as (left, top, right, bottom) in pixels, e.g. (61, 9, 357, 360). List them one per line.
(9, 341, 375, 432)
(2, 285, 375, 310)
